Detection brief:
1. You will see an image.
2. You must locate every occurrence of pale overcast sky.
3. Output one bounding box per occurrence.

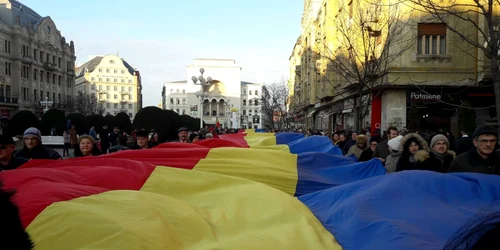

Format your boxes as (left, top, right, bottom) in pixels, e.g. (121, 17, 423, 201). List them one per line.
(20, 0, 303, 106)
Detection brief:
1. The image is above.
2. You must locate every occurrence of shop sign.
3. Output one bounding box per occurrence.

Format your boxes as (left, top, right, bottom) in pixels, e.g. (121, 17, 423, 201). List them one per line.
(410, 92, 441, 100)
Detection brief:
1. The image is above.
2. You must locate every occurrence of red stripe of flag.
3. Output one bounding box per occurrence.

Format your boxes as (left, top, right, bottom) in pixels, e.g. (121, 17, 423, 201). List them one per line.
(1, 158, 156, 228)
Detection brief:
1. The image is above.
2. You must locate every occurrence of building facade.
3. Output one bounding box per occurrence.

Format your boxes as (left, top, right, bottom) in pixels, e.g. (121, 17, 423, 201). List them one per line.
(162, 58, 264, 129)
(289, 0, 495, 135)
(75, 55, 142, 119)
(0, 0, 76, 118)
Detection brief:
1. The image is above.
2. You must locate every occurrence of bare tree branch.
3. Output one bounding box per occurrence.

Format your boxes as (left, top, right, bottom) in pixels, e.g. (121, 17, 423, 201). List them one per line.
(260, 77, 291, 130)
(75, 91, 105, 116)
(312, 0, 413, 130)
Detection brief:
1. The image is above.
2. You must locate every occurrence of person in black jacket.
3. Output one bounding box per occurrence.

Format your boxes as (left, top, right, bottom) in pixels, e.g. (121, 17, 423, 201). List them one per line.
(130, 129, 154, 149)
(421, 134, 456, 173)
(0, 135, 28, 171)
(15, 127, 61, 160)
(455, 129, 474, 155)
(0, 181, 34, 250)
(448, 125, 500, 175)
(359, 137, 380, 162)
(342, 131, 358, 155)
(98, 125, 110, 154)
(395, 133, 430, 172)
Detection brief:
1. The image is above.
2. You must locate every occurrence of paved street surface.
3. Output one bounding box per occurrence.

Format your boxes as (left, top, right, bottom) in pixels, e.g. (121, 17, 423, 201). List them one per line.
(51, 147, 72, 159)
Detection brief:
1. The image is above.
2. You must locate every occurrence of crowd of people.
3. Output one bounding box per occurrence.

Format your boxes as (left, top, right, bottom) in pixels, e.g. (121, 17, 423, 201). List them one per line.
(0, 125, 243, 171)
(0, 123, 499, 177)
(287, 125, 499, 176)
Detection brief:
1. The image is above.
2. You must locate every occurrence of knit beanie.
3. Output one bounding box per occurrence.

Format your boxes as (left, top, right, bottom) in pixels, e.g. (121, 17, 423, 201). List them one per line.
(387, 135, 402, 151)
(23, 127, 41, 141)
(472, 125, 498, 138)
(430, 134, 449, 149)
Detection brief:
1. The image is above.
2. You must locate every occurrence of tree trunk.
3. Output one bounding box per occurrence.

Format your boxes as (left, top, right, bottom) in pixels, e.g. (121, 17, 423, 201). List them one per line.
(493, 77, 500, 135)
(491, 54, 500, 136)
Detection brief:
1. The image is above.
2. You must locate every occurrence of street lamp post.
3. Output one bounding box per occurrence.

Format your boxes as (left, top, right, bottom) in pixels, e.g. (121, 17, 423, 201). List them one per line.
(192, 68, 212, 129)
(40, 97, 53, 114)
(223, 100, 231, 128)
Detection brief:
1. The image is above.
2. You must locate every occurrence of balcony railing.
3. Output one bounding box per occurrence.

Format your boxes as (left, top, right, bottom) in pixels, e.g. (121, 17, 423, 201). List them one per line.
(67, 68, 75, 76)
(121, 91, 131, 95)
(120, 99, 128, 103)
(43, 62, 58, 71)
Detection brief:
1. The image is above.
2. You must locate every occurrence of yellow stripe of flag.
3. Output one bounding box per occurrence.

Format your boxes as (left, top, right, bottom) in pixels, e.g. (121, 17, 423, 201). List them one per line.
(193, 147, 298, 195)
(26, 166, 341, 250)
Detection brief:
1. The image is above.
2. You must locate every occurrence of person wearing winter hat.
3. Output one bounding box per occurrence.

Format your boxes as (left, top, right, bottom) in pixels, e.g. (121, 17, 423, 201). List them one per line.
(420, 134, 456, 173)
(0, 135, 28, 170)
(14, 127, 62, 160)
(448, 125, 500, 175)
(385, 135, 403, 173)
(346, 134, 368, 160)
(359, 137, 380, 162)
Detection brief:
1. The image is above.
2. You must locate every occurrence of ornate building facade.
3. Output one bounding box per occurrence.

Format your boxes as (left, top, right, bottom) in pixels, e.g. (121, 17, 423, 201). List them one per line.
(0, 0, 77, 118)
(75, 55, 142, 119)
(162, 58, 264, 129)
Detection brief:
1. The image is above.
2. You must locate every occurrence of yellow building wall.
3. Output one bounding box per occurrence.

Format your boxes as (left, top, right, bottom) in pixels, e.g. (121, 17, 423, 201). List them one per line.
(85, 55, 140, 119)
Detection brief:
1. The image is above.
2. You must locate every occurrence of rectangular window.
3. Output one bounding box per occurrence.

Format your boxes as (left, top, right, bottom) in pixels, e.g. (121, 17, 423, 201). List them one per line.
(417, 23, 447, 55)
(4, 40, 10, 54)
(4, 62, 11, 75)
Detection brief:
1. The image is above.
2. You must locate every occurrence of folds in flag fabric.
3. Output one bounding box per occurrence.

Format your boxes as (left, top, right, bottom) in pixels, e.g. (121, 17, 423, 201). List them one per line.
(1, 132, 500, 250)
(299, 171, 500, 250)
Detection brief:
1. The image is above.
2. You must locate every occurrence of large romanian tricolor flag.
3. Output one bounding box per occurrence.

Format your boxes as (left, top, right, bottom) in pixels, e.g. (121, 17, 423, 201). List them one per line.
(1, 132, 500, 249)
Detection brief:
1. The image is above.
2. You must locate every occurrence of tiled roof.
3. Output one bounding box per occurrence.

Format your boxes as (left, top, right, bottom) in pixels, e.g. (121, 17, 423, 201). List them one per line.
(3, 0, 43, 30)
(75, 56, 135, 78)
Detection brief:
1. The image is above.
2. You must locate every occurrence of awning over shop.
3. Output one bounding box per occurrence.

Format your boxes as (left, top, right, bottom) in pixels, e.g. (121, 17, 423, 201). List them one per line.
(307, 110, 316, 118)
